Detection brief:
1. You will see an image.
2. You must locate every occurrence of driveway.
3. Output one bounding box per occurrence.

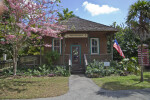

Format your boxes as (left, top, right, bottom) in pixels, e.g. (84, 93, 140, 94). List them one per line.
(31, 75, 150, 100)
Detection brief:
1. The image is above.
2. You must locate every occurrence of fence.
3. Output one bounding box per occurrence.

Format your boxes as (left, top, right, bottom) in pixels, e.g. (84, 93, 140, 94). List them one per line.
(0, 60, 13, 69)
(0, 54, 72, 69)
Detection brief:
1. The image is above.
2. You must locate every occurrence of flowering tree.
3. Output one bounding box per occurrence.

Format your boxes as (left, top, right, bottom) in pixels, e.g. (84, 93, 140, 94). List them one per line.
(0, 0, 5, 15)
(0, 0, 64, 75)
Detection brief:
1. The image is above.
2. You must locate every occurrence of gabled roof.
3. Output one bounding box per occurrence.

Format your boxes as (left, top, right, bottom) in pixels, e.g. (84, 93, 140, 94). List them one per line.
(60, 17, 118, 32)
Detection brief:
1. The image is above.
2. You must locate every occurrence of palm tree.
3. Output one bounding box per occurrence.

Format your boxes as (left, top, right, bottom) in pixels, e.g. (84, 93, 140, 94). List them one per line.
(126, 0, 150, 82)
(57, 8, 75, 21)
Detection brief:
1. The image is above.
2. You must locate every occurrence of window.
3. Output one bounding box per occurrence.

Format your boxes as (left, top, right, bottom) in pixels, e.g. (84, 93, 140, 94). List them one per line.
(90, 38, 99, 54)
(53, 38, 61, 54)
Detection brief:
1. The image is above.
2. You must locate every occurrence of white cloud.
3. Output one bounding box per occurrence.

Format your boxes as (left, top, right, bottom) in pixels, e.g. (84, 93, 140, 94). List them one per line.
(50, 0, 56, 2)
(75, 8, 79, 11)
(82, 1, 119, 16)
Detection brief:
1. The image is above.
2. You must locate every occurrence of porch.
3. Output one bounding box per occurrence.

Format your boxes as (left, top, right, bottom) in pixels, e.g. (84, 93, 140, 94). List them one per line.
(56, 53, 113, 74)
(56, 53, 112, 65)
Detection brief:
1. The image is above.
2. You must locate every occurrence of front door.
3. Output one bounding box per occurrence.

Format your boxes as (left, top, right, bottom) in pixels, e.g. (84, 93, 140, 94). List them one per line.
(71, 45, 81, 64)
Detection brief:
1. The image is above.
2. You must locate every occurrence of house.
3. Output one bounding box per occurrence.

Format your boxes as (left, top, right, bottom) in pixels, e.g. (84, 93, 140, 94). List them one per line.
(44, 17, 118, 73)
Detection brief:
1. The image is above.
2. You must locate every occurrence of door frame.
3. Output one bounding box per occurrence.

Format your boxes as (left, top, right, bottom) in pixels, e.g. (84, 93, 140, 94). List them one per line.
(70, 45, 81, 64)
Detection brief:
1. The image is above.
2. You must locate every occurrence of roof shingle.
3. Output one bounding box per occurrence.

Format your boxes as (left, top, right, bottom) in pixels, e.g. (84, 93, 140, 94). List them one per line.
(60, 17, 118, 32)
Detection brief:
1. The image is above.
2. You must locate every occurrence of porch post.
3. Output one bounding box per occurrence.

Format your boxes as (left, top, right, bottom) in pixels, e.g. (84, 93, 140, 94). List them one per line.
(88, 33, 91, 62)
(110, 34, 113, 60)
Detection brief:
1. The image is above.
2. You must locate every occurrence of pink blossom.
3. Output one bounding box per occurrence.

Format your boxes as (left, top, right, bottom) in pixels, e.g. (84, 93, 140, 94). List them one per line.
(3, 0, 65, 48)
(5, 35, 16, 40)
(6, 41, 9, 44)
(44, 44, 52, 47)
(49, 10, 53, 13)
(27, 32, 31, 37)
(0, 41, 6, 45)
(50, 1, 53, 4)
(16, 23, 27, 29)
(60, 37, 63, 39)
(30, 27, 37, 33)
(42, 0, 47, 4)
(36, 36, 42, 39)
(55, 17, 58, 20)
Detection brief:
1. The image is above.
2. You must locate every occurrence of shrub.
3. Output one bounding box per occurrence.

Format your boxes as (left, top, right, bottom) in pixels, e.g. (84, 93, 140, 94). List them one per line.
(85, 57, 140, 78)
(54, 65, 70, 77)
(32, 70, 41, 76)
(85, 60, 116, 78)
(38, 64, 50, 76)
(1, 64, 70, 77)
(1, 67, 13, 76)
(121, 57, 140, 75)
(44, 51, 60, 66)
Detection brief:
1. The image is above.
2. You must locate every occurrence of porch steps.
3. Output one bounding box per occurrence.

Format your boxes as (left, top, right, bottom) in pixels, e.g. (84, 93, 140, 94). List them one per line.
(71, 64, 85, 74)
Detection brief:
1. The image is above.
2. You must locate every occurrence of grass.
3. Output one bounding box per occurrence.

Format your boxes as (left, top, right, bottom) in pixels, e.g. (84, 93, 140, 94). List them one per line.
(92, 72, 150, 90)
(0, 76, 69, 99)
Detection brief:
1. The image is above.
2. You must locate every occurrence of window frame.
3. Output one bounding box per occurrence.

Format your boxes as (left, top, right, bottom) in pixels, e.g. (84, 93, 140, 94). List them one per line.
(52, 38, 61, 54)
(90, 38, 99, 54)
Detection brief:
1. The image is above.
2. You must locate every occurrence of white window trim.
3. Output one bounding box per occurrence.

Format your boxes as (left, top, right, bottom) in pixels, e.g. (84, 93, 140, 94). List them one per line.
(90, 38, 99, 54)
(52, 38, 61, 54)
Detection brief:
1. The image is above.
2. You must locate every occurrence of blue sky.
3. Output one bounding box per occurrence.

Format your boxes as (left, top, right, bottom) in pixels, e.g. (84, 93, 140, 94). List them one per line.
(60, 0, 138, 26)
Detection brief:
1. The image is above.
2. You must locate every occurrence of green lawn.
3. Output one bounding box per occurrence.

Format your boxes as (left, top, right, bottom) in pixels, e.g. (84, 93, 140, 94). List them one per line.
(0, 76, 69, 99)
(92, 72, 150, 90)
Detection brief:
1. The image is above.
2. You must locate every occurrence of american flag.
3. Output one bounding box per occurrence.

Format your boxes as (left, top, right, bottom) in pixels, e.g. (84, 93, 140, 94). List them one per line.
(113, 39, 125, 58)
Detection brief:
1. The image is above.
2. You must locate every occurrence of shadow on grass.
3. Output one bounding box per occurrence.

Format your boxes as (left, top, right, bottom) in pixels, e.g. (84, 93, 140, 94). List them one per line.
(95, 81, 150, 98)
(144, 75, 150, 82)
(0, 79, 37, 93)
(131, 75, 150, 83)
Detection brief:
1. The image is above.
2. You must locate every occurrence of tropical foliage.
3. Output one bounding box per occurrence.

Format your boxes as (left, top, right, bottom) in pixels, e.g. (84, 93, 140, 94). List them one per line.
(86, 58, 140, 78)
(57, 8, 75, 21)
(1, 64, 70, 77)
(112, 23, 140, 61)
(126, 0, 150, 82)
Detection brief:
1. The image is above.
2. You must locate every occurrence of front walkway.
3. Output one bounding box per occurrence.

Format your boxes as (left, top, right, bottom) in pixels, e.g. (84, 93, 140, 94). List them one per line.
(33, 75, 150, 100)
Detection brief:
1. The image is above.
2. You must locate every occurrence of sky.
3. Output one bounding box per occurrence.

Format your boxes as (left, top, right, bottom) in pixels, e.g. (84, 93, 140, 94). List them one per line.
(60, 0, 139, 26)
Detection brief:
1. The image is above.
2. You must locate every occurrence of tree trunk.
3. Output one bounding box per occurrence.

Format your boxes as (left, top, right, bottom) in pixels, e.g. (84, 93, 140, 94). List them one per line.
(13, 46, 18, 76)
(40, 40, 42, 65)
(140, 41, 144, 82)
